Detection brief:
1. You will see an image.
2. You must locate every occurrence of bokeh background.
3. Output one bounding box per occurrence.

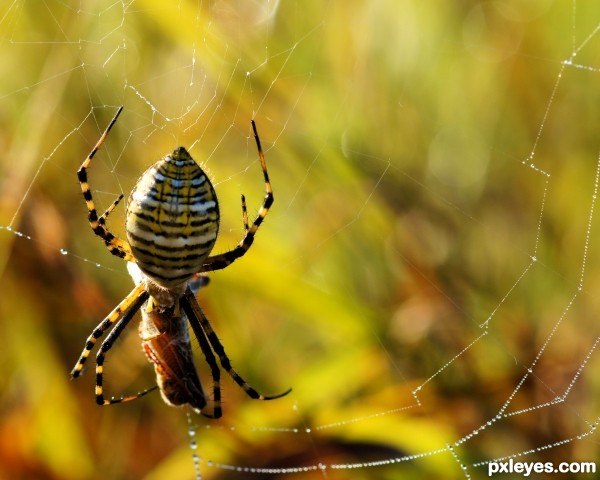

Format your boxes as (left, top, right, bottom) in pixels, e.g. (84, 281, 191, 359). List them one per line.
(1, 1, 600, 479)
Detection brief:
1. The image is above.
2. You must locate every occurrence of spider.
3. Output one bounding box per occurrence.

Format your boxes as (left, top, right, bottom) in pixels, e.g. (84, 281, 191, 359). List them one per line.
(71, 106, 290, 418)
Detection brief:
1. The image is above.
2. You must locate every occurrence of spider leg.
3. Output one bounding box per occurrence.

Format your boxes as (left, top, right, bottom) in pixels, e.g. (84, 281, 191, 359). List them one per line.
(77, 106, 134, 261)
(180, 288, 291, 406)
(179, 291, 223, 419)
(201, 120, 272, 272)
(98, 194, 124, 226)
(188, 273, 210, 294)
(95, 290, 156, 406)
(241, 194, 249, 232)
(71, 283, 146, 378)
(173, 277, 215, 416)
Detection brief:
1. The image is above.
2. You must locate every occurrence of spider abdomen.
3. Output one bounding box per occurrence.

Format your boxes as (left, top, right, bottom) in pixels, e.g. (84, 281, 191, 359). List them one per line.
(126, 147, 219, 287)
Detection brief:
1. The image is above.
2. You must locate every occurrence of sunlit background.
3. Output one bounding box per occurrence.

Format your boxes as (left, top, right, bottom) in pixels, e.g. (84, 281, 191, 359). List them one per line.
(2, 1, 600, 479)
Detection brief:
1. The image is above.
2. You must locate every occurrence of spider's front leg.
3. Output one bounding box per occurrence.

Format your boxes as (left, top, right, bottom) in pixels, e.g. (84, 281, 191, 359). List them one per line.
(71, 284, 147, 379)
(180, 287, 291, 417)
(72, 284, 160, 406)
(94, 289, 159, 405)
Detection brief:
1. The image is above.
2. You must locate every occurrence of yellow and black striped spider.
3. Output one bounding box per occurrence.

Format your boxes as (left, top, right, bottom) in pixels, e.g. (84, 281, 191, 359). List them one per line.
(71, 106, 290, 418)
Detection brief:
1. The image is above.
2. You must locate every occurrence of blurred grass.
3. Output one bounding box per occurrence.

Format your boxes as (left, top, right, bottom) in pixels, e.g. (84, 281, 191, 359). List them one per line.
(2, 1, 600, 479)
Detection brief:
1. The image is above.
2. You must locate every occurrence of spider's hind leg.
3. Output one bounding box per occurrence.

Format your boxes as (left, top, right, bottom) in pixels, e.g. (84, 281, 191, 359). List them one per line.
(77, 106, 134, 262)
(201, 120, 273, 272)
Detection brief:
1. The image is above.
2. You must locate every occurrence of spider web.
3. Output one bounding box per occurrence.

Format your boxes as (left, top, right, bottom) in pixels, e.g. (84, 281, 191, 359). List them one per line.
(1, 1, 600, 479)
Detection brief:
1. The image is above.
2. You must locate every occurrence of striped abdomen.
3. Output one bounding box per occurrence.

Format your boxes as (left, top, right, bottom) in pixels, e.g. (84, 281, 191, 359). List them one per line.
(126, 147, 219, 287)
